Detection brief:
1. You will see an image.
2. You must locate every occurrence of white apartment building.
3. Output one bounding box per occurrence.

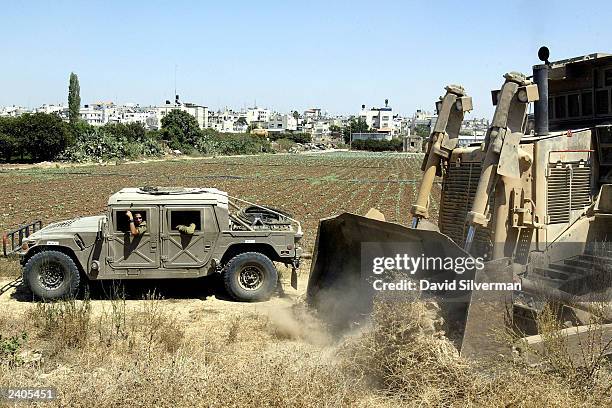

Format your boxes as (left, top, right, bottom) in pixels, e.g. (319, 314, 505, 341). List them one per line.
(0, 105, 29, 117)
(153, 103, 208, 130)
(412, 109, 437, 127)
(36, 104, 67, 115)
(311, 121, 331, 142)
(267, 114, 298, 133)
(359, 100, 394, 135)
(303, 108, 321, 123)
(80, 103, 116, 126)
(208, 109, 248, 133)
(111, 110, 155, 126)
(246, 107, 270, 124)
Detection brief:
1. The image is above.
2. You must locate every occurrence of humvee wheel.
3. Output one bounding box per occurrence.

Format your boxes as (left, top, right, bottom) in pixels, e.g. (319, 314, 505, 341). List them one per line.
(24, 250, 81, 300)
(223, 252, 278, 302)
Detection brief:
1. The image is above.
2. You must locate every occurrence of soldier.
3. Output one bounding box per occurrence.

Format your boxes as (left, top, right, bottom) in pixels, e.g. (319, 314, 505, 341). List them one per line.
(176, 223, 196, 235)
(126, 210, 147, 236)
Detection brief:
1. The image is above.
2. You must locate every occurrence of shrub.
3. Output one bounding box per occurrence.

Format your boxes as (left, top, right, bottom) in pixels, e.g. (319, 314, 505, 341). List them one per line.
(136, 291, 184, 357)
(0, 332, 27, 367)
(29, 298, 92, 349)
(275, 138, 295, 152)
(62, 126, 163, 162)
(268, 132, 312, 143)
(351, 138, 403, 151)
(196, 132, 271, 155)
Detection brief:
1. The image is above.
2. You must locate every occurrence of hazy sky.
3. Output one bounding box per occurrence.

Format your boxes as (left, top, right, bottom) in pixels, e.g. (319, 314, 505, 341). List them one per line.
(1, 0, 610, 118)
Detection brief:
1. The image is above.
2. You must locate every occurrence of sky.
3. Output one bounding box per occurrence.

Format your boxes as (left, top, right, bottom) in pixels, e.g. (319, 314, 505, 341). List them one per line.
(1, 0, 611, 118)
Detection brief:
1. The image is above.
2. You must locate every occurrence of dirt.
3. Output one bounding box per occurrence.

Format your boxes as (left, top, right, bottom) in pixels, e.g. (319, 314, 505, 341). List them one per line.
(0, 260, 313, 340)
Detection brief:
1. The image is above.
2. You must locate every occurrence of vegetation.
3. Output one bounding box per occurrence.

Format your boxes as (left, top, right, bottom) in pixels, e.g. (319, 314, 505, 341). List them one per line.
(0, 333, 27, 367)
(61, 122, 163, 162)
(351, 138, 403, 152)
(0, 113, 73, 162)
(267, 132, 311, 144)
(414, 124, 431, 138)
(342, 117, 370, 143)
(0, 108, 275, 164)
(160, 109, 202, 152)
(0, 289, 609, 407)
(68, 73, 81, 124)
(275, 138, 296, 152)
(196, 131, 271, 155)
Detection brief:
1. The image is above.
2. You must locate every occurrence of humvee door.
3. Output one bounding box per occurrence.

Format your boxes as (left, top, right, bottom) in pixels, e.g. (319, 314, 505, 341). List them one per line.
(107, 206, 160, 270)
(161, 206, 220, 269)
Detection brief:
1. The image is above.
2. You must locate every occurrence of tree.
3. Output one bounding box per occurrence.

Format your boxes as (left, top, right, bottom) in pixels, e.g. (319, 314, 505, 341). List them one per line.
(414, 124, 431, 138)
(0, 117, 18, 162)
(104, 122, 147, 142)
(342, 117, 370, 143)
(246, 123, 259, 134)
(68, 72, 81, 124)
(329, 124, 341, 134)
(0, 131, 16, 162)
(160, 109, 202, 151)
(292, 111, 299, 120)
(17, 113, 73, 161)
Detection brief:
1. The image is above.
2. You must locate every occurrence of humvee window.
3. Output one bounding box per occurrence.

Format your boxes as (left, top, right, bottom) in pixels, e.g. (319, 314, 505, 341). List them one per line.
(115, 210, 147, 232)
(170, 210, 201, 231)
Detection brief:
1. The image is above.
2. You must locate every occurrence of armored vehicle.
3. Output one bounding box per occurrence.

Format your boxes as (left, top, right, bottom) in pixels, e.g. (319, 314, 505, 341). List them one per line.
(13, 187, 302, 301)
(307, 48, 612, 360)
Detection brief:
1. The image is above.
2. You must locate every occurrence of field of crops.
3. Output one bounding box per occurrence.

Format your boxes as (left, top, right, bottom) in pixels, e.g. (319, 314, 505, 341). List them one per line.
(0, 151, 438, 252)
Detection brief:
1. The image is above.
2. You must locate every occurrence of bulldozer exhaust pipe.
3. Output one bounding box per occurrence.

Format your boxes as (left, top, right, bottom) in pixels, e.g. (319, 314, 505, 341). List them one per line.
(533, 64, 549, 136)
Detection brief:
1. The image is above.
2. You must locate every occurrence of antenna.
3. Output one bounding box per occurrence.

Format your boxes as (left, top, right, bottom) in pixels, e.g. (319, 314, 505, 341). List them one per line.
(174, 64, 178, 100)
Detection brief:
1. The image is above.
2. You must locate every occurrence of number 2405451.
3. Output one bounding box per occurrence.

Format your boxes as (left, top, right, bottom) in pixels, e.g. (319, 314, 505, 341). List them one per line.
(3, 388, 57, 401)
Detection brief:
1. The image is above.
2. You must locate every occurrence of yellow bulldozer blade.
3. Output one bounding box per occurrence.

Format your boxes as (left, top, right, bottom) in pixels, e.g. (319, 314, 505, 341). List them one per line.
(306, 212, 513, 359)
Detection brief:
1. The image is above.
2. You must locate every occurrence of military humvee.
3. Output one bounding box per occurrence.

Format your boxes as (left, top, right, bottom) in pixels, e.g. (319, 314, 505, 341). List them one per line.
(16, 187, 302, 301)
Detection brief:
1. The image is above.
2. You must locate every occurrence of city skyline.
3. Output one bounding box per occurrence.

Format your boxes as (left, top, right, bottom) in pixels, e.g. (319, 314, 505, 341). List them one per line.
(2, 0, 611, 118)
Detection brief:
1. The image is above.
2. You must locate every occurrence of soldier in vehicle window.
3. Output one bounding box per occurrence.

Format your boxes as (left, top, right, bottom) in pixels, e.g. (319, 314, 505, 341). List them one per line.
(126, 210, 147, 236)
(176, 222, 196, 235)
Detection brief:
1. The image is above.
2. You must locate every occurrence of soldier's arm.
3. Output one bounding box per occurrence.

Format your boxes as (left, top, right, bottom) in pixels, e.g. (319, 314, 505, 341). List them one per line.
(136, 222, 147, 235)
(128, 217, 139, 236)
(177, 223, 196, 235)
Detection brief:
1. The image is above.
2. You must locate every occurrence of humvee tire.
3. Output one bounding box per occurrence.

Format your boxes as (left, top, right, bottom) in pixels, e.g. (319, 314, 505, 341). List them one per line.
(223, 252, 278, 302)
(24, 251, 81, 300)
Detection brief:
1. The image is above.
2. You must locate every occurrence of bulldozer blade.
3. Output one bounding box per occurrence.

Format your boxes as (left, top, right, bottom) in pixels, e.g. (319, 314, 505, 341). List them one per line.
(291, 267, 298, 290)
(306, 212, 515, 359)
(460, 258, 514, 360)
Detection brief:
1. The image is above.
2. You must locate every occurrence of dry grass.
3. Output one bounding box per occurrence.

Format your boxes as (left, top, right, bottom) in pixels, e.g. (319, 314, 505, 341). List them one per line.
(0, 256, 21, 279)
(339, 299, 470, 404)
(337, 297, 611, 407)
(28, 297, 92, 351)
(0, 292, 610, 407)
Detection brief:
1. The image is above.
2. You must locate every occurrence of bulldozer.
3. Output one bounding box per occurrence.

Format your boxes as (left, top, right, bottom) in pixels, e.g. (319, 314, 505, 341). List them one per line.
(307, 48, 612, 360)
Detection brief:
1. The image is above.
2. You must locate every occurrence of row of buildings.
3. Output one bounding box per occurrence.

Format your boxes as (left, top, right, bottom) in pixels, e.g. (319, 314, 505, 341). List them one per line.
(0, 99, 489, 145)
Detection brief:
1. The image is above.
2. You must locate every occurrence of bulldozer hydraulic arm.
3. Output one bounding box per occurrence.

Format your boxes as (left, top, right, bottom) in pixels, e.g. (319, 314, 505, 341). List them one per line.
(464, 72, 539, 253)
(411, 85, 472, 227)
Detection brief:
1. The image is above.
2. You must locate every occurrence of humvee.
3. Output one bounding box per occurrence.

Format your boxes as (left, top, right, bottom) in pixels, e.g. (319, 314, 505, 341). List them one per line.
(15, 187, 303, 301)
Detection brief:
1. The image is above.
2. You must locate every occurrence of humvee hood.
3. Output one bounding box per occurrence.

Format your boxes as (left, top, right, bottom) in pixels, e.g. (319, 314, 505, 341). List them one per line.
(28, 215, 105, 239)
